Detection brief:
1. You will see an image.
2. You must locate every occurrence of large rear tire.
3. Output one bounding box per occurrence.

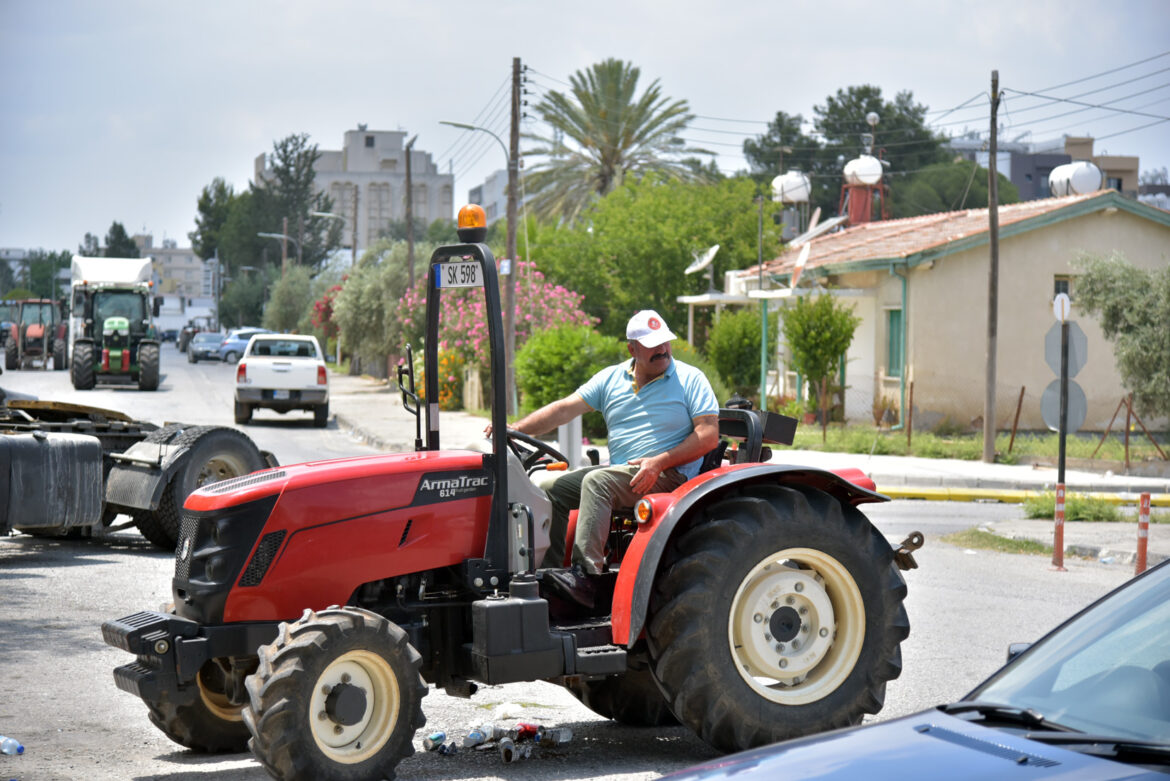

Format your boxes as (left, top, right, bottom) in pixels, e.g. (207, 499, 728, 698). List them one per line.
(144, 658, 253, 752)
(136, 426, 266, 550)
(5, 338, 17, 370)
(53, 338, 66, 371)
(138, 342, 160, 390)
(70, 341, 95, 389)
(646, 484, 908, 753)
(564, 645, 677, 726)
(244, 607, 427, 781)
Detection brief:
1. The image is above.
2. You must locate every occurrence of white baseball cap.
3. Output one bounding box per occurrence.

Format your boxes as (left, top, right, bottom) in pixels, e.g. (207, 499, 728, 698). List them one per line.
(626, 310, 677, 348)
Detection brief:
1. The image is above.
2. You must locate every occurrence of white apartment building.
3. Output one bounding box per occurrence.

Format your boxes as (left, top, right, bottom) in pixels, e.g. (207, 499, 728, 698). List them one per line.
(254, 126, 454, 256)
(134, 235, 210, 298)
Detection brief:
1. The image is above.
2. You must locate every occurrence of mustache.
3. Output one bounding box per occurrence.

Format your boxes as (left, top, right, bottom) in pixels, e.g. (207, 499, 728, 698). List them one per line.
(650, 350, 670, 361)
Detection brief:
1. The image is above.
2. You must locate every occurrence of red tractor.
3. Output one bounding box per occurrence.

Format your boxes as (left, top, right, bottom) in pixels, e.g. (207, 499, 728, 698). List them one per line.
(4, 298, 67, 371)
(103, 209, 921, 781)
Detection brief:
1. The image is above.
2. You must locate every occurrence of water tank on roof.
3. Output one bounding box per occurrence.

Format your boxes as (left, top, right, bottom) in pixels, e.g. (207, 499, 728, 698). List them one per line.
(771, 171, 812, 203)
(1049, 161, 1103, 196)
(843, 155, 883, 186)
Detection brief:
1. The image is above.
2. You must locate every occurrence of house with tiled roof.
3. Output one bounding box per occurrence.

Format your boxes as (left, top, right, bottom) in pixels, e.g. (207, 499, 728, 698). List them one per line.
(734, 190, 1170, 432)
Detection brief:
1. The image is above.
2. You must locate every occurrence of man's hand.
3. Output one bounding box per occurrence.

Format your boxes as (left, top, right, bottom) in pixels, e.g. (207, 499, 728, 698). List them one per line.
(628, 455, 667, 494)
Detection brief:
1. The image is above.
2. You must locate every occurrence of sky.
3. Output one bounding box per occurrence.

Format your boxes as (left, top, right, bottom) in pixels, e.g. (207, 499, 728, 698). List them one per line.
(2, 0, 1168, 254)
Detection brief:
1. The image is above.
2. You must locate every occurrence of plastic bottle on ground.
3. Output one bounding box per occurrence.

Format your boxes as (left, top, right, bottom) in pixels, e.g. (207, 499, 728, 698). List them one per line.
(0, 735, 23, 755)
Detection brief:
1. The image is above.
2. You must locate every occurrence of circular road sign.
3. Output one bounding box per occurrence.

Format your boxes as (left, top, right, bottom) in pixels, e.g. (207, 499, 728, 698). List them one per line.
(1053, 292, 1071, 322)
(1040, 379, 1087, 433)
(1045, 321, 1088, 377)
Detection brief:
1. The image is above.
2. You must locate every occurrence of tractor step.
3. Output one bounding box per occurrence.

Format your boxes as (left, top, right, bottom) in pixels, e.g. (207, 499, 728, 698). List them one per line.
(573, 644, 627, 676)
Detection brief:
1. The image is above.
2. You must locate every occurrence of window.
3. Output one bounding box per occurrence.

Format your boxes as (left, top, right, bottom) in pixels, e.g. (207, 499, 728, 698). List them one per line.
(1054, 275, 1074, 299)
(365, 135, 374, 148)
(1107, 176, 1122, 190)
(886, 309, 903, 378)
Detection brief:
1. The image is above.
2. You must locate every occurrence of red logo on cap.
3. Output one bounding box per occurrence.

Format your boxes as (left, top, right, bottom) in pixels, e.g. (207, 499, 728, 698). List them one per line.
(648, 317, 661, 330)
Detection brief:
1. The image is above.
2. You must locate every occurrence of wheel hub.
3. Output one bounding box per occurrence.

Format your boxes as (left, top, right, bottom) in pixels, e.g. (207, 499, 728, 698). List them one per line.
(729, 548, 865, 705)
(325, 682, 368, 727)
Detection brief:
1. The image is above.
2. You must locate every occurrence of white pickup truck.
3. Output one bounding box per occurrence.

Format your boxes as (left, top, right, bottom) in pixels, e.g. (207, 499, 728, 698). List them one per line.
(234, 333, 329, 427)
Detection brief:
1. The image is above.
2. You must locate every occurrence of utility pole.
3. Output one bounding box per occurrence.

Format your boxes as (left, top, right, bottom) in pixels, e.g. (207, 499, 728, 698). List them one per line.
(280, 216, 289, 276)
(405, 135, 418, 287)
(757, 191, 767, 407)
(351, 183, 359, 267)
(505, 56, 521, 415)
(983, 70, 1001, 463)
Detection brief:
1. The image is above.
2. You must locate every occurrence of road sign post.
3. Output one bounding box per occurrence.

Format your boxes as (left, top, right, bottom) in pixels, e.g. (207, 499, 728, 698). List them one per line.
(1052, 483, 1067, 572)
(1051, 293, 1071, 573)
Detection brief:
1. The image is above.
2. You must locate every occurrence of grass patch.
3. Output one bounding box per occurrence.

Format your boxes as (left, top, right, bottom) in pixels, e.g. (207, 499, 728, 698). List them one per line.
(942, 528, 1053, 555)
(1022, 492, 1123, 522)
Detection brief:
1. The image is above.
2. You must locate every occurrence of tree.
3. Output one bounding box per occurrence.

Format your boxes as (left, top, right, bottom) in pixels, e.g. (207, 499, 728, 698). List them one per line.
(777, 294, 861, 441)
(189, 177, 237, 260)
(0, 255, 15, 296)
(218, 268, 271, 329)
(79, 233, 100, 256)
(534, 175, 779, 339)
(261, 265, 313, 333)
(745, 86, 949, 217)
(24, 250, 72, 299)
(1073, 252, 1170, 420)
(104, 222, 140, 257)
(523, 58, 715, 224)
(252, 134, 342, 272)
(890, 160, 1018, 218)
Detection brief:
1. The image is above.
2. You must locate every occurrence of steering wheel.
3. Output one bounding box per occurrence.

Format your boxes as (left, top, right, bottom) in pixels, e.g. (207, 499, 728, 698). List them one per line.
(504, 429, 571, 471)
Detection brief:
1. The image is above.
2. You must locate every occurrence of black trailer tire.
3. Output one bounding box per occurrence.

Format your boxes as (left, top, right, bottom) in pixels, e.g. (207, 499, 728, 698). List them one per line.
(244, 607, 427, 781)
(71, 341, 95, 389)
(234, 401, 252, 425)
(138, 342, 160, 390)
(313, 401, 329, 428)
(4, 339, 17, 370)
(564, 646, 678, 726)
(646, 484, 908, 753)
(136, 426, 266, 550)
(144, 659, 253, 752)
(53, 338, 66, 371)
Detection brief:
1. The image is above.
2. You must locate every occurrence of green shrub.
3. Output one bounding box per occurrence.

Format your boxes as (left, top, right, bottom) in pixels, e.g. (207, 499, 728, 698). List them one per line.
(671, 340, 733, 408)
(516, 326, 626, 439)
(1023, 491, 1122, 522)
(705, 307, 777, 401)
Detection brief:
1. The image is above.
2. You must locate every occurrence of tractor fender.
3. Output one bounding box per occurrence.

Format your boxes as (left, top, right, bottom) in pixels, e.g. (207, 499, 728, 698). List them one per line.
(611, 463, 888, 647)
(104, 440, 201, 513)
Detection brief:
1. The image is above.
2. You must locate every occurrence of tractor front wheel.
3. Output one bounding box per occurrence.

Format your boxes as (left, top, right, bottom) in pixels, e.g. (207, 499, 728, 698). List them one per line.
(244, 607, 427, 781)
(145, 658, 252, 752)
(138, 342, 160, 390)
(53, 338, 66, 371)
(71, 341, 95, 389)
(646, 484, 908, 753)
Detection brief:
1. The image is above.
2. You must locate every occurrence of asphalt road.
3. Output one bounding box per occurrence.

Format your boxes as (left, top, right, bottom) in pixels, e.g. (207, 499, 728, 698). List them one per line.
(0, 349, 1140, 780)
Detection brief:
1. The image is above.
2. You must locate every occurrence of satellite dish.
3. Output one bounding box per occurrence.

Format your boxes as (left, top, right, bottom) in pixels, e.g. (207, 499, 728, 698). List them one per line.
(685, 244, 720, 275)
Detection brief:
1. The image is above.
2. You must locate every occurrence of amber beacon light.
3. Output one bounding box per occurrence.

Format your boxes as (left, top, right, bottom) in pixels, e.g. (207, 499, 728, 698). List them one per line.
(456, 204, 488, 243)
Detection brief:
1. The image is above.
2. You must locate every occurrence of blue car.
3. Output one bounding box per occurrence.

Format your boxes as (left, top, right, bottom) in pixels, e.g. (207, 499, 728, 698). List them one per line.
(667, 559, 1170, 780)
(217, 328, 270, 364)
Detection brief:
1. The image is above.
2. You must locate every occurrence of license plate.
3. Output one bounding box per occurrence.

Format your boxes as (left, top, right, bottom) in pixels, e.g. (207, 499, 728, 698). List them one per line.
(273, 390, 290, 400)
(435, 261, 482, 288)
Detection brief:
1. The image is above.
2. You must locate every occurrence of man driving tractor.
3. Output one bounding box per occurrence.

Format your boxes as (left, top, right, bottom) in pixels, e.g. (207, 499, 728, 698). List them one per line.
(503, 309, 719, 608)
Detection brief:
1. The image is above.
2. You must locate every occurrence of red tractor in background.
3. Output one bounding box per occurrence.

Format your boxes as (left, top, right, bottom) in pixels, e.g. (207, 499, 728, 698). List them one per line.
(4, 298, 67, 371)
(103, 207, 922, 781)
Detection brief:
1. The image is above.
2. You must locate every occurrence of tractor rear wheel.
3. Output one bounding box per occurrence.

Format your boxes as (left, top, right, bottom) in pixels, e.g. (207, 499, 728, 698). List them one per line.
(564, 645, 677, 726)
(244, 607, 427, 781)
(136, 426, 265, 549)
(71, 341, 95, 389)
(145, 658, 253, 752)
(53, 338, 66, 371)
(646, 484, 908, 753)
(138, 342, 160, 390)
(5, 339, 17, 370)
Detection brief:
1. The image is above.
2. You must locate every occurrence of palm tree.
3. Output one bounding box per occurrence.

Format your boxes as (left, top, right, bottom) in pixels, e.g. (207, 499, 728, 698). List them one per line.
(523, 59, 713, 224)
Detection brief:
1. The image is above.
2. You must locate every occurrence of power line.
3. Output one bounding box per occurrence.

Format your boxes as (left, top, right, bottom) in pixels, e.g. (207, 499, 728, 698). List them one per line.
(1002, 86, 1170, 122)
(1032, 49, 1170, 93)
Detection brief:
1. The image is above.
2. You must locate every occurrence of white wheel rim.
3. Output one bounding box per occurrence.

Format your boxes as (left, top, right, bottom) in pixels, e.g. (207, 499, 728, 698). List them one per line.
(309, 650, 400, 764)
(728, 548, 864, 705)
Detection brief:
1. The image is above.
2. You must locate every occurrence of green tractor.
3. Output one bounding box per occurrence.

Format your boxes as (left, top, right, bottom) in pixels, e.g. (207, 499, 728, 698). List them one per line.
(69, 256, 161, 391)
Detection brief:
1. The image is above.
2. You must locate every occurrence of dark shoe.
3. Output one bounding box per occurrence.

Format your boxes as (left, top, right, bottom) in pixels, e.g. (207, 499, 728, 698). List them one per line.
(541, 566, 599, 610)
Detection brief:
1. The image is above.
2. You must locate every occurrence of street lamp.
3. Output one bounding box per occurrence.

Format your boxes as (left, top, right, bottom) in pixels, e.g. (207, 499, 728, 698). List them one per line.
(257, 232, 300, 274)
(440, 119, 519, 415)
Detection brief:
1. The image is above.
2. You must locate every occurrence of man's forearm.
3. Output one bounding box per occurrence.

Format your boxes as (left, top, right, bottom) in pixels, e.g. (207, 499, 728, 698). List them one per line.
(512, 395, 590, 436)
(646, 417, 720, 472)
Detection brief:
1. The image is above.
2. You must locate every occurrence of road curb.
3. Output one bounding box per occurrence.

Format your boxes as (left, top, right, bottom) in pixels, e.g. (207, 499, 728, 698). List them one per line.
(878, 486, 1170, 506)
(335, 412, 408, 452)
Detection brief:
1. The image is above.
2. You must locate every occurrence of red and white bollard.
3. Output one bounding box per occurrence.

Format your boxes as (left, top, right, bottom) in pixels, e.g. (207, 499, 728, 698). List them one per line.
(1136, 492, 1151, 576)
(1051, 484, 1067, 572)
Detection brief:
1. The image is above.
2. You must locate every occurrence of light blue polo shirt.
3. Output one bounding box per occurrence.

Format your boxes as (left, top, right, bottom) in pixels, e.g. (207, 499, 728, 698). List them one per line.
(577, 358, 719, 479)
